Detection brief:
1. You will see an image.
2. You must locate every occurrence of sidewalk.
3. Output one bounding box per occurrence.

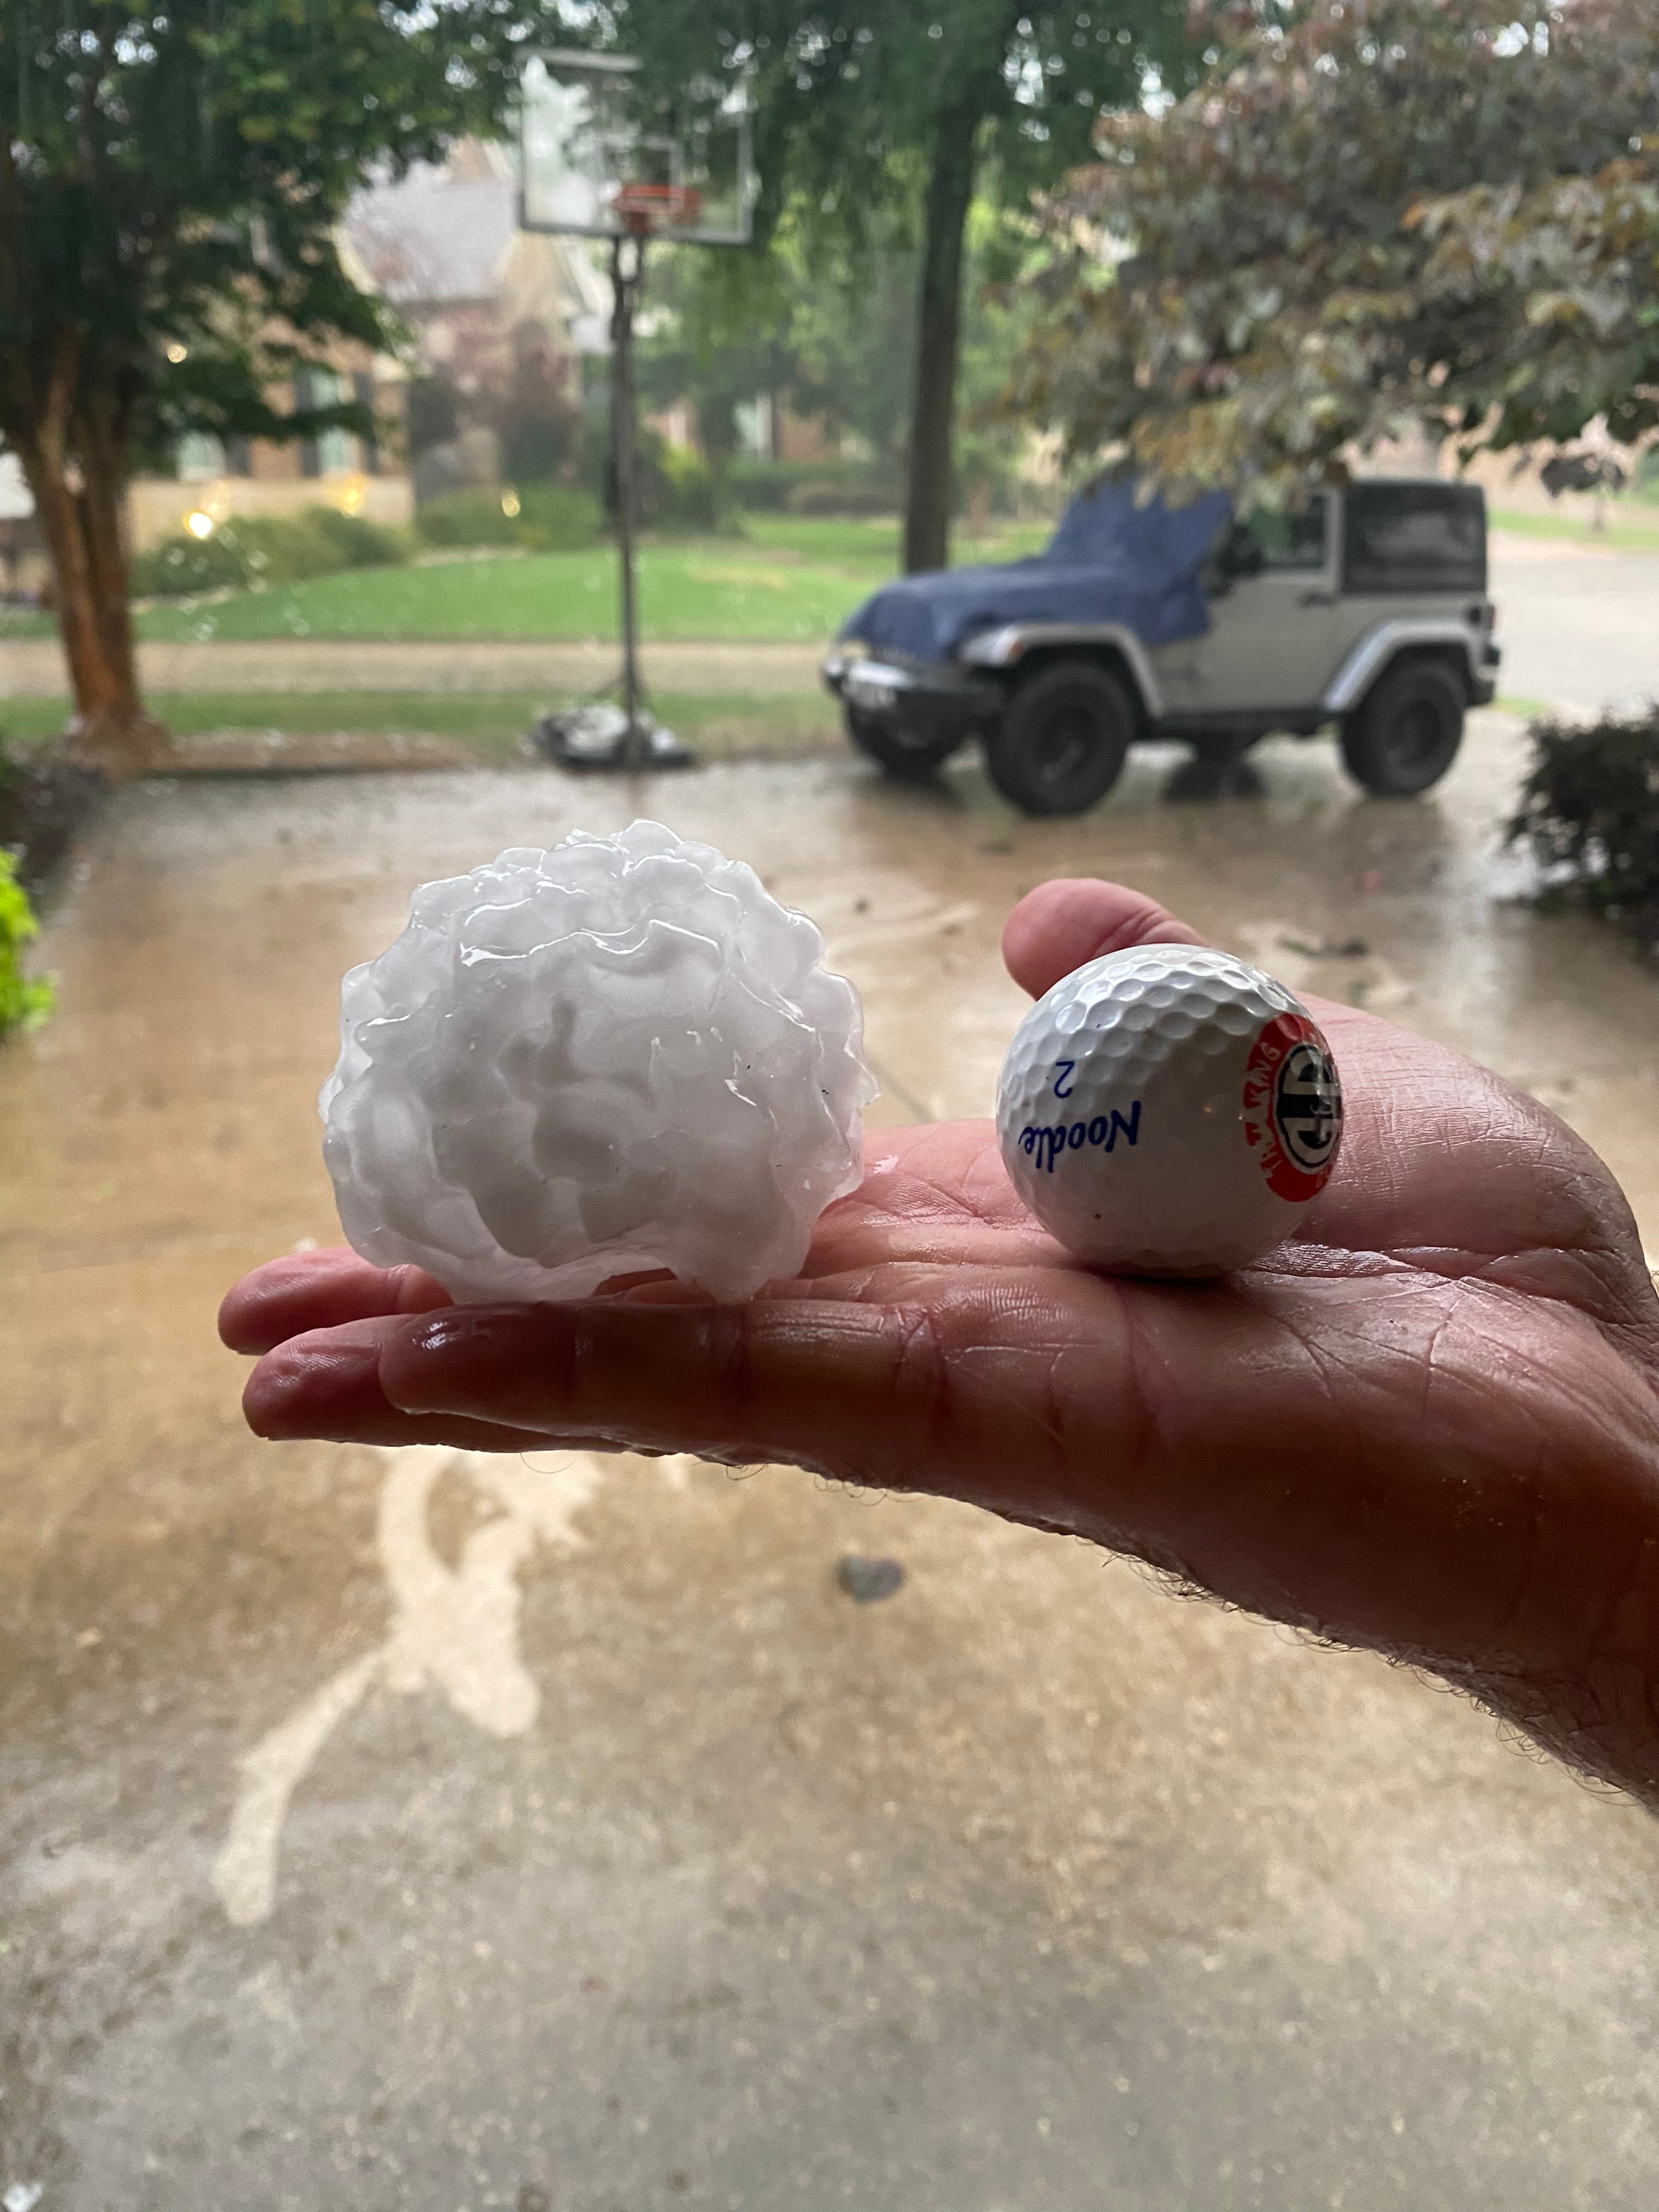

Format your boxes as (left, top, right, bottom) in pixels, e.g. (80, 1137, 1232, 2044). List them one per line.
(0, 635, 827, 698)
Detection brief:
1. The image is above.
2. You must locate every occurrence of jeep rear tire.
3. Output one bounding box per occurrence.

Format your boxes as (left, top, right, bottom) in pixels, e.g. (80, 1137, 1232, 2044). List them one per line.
(1340, 661, 1465, 796)
(984, 662, 1133, 816)
(844, 706, 963, 782)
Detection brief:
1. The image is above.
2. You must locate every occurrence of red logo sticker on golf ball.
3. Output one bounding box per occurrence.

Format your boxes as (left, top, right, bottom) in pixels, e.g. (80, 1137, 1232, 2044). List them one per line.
(1242, 1012, 1342, 1203)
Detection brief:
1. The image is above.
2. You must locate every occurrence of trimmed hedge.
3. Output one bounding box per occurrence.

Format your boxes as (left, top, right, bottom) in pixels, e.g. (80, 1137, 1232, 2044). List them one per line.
(724, 457, 893, 516)
(416, 483, 601, 552)
(1508, 707, 1659, 954)
(132, 505, 410, 597)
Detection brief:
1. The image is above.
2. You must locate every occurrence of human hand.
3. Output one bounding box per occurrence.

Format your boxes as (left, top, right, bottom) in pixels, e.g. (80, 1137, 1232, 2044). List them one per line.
(222, 878, 1659, 1800)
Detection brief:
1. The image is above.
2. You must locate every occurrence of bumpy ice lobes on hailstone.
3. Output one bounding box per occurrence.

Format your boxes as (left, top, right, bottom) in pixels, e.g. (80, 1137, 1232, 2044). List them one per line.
(320, 821, 877, 1303)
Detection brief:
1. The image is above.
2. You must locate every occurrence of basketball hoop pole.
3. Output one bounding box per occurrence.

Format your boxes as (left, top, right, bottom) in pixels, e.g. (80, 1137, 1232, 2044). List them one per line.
(610, 232, 647, 771)
(517, 50, 754, 775)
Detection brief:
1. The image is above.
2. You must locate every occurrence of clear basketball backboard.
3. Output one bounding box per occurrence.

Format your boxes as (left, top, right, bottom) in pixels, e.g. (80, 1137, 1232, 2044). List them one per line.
(518, 50, 754, 247)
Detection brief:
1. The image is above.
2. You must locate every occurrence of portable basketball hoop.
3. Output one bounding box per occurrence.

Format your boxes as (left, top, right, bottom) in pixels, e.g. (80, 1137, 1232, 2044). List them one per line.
(611, 181, 704, 235)
(518, 52, 755, 773)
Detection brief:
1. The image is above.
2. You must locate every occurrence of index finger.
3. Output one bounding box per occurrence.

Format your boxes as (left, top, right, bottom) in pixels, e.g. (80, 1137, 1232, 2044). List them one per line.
(219, 1248, 453, 1355)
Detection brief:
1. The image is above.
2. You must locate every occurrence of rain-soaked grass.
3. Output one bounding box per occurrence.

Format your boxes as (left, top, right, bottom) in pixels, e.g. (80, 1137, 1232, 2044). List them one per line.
(0, 516, 1049, 646)
(1487, 506, 1659, 554)
(1, 688, 845, 765)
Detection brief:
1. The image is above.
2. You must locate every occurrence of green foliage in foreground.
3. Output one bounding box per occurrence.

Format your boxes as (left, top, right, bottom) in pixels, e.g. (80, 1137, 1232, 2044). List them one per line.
(1509, 709, 1659, 955)
(0, 851, 54, 1039)
(132, 507, 410, 599)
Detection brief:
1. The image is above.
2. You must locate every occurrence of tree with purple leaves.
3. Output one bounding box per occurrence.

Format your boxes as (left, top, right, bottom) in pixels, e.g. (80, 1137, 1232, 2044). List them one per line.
(1013, 0, 1659, 498)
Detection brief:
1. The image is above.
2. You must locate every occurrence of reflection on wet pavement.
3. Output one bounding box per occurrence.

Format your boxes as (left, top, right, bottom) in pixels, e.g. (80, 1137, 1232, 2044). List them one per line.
(4, 716, 1659, 2210)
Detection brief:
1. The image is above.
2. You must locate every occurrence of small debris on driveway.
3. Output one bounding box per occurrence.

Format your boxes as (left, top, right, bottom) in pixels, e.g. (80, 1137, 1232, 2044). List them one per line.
(1280, 935, 1370, 958)
(836, 1555, 906, 1604)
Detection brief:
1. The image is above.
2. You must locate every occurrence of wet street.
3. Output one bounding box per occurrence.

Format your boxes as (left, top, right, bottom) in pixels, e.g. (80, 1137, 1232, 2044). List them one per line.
(5, 719, 1659, 2211)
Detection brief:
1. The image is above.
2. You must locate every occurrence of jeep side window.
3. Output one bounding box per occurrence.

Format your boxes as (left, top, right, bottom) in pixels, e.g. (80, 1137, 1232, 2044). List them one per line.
(1227, 497, 1328, 575)
(1341, 483, 1487, 594)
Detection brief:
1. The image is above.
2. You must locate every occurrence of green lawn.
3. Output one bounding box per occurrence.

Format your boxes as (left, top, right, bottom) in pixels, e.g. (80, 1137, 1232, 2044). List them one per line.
(1488, 506, 1659, 555)
(1, 687, 844, 765)
(5, 501, 1659, 652)
(0, 515, 1049, 649)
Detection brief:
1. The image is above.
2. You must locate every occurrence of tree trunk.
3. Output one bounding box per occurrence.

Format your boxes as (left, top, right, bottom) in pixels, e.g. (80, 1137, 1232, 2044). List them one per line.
(11, 371, 171, 782)
(902, 94, 984, 576)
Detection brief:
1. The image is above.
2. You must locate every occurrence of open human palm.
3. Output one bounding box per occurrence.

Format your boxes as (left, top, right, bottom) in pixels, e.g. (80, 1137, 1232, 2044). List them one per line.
(223, 879, 1659, 1800)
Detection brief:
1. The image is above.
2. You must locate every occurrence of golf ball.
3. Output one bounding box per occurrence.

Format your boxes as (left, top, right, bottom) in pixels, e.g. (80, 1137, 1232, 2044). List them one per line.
(996, 944, 1342, 1276)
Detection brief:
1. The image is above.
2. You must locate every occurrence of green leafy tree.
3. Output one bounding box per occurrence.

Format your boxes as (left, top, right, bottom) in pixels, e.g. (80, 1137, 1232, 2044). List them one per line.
(0, 1, 540, 778)
(1013, 0, 1659, 500)
(642, 201, 1041, 512)
(610, 0, 1195, 570)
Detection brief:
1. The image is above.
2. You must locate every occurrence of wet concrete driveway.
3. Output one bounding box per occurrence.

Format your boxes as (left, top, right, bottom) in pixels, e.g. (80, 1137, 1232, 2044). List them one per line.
(5, 720, 1659, 2211)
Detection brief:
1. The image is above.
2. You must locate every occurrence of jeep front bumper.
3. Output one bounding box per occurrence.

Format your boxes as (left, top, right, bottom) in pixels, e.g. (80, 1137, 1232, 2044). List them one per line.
(822, 646, 1002, 748)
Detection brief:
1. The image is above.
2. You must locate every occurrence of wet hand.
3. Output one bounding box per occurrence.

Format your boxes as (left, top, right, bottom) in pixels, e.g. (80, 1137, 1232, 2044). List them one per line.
(221, 879, 1659, 1801)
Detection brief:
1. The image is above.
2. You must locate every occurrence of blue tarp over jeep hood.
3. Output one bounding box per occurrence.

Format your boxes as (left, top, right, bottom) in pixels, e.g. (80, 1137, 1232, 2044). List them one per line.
(839, 481, 1232, 667)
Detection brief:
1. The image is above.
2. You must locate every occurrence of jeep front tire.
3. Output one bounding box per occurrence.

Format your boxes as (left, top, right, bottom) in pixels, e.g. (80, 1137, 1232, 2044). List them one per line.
(983, 662, 1134, 816)
(1340, 660, 1466, 796)
(844, 706, 963, 782)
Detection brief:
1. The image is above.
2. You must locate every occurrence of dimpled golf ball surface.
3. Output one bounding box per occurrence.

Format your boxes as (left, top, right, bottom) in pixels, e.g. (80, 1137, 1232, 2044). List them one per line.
(997, 944, 1342, 1276)
(320, 820, 877, 1305)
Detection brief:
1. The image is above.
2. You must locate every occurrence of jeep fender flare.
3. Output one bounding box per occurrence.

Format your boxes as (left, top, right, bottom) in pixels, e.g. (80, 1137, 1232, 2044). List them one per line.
(1322, 619, 1484, 716)
(959, 623, 1164, 724)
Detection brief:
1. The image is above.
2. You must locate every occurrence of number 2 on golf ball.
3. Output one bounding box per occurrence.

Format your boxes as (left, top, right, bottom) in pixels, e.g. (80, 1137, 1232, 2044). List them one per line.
(996, 945, 1342, 1276)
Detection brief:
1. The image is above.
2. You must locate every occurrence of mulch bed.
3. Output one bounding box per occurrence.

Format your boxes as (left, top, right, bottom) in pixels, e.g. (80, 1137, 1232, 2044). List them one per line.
(0, 747, 106, 905)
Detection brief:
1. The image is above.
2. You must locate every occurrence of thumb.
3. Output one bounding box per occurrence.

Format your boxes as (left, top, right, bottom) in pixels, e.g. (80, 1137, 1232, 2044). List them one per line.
(1002, 878, 1204, 1000)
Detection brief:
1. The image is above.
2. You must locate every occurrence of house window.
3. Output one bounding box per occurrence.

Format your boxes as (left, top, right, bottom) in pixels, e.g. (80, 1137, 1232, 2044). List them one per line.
(176, 432, 225, 481)
(296, 369, 357, 477)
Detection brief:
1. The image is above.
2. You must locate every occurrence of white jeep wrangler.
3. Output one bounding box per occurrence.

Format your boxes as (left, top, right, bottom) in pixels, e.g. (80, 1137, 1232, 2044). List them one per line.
(824, 478, 1501, 815)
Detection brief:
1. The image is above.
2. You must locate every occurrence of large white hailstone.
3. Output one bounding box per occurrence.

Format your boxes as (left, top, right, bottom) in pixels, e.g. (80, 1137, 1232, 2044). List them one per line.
(320, 821, 878, 1304)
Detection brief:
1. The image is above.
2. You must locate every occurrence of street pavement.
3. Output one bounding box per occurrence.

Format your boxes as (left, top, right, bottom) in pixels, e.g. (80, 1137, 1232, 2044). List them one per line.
(4, 716, 1659, 2211)
(0, 529, 1652, 712)
(1486, 535, 1659, 714)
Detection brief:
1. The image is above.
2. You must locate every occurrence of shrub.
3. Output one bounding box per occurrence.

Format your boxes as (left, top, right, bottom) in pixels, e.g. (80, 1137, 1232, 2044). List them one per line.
(1508, 708, 1659, 954)
(0, 849, 54, 1039)
(131, 505, 409, 597)
(787, 476, 896, 517)
(415, 484, 601, 552)
(415, 488, 521, 548)
(131, 527, 250, 596)
(725, 457, 893, 516)
(651, 441, 724, 532)
(301, 506, 409, 571)
(515, 483, 602, 550)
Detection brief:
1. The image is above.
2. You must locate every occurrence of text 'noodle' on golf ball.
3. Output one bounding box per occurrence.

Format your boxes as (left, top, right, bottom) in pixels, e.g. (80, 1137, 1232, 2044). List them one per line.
(320, 820, 878, 1305)
(996, 944, 1342, 1276)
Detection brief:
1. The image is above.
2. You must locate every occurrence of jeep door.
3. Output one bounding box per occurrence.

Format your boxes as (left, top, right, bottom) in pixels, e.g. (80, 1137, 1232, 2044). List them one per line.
(1154, 495, 1341, 715)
